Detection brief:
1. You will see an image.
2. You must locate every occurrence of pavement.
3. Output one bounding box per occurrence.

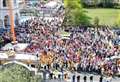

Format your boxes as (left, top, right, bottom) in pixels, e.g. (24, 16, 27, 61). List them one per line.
(41, 79, 66, 82)
(67, 73, 120, 82)
(40, 71, 120, 82)
(66, 72, 120, 82)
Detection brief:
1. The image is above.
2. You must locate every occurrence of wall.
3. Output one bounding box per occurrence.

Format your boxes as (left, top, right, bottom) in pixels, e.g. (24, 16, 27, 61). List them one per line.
(0, 0, 20, 28)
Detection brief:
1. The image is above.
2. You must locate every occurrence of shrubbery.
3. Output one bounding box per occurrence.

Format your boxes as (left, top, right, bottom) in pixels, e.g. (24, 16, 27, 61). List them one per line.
(63, 0, 90, 27)
(0, 63, 41, 82)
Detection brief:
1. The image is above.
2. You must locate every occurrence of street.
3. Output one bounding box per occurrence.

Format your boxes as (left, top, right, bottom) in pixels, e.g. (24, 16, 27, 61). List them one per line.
(40, 71, 120, 82)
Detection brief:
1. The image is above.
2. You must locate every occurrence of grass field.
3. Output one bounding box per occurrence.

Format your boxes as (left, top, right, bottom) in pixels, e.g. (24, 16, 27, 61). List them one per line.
(85, 8, 120, 26)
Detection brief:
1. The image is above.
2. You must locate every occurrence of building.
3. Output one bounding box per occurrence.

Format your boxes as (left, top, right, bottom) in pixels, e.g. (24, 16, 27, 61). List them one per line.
(0, 0, 20, 28)
(18, 0, 26, 9)
(82, 0, 100, 5)
(114, 0, 120, 4)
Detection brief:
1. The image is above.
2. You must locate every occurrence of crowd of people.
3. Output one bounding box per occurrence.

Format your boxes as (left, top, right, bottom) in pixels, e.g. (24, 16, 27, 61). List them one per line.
(66, 26, 120, 75)
(0, 17, 120, 77)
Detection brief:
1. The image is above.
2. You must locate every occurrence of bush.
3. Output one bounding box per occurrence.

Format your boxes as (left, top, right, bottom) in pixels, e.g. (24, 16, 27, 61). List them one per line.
(114, 3, 120, 9)
(0, 63, 41, 82)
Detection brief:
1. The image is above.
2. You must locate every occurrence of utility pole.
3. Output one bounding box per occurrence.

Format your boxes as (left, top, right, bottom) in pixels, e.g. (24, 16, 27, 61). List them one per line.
(8, 0, 16, 43)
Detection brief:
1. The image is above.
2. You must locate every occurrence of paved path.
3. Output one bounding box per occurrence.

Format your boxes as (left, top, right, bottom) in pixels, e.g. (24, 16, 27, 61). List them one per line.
(68, 72, 120, 82)
(41, 79, 66, 82)
(40, 72, 120, 82)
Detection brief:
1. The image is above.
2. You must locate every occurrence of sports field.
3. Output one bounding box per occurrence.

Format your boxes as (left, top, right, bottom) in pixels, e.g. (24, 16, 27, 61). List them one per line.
(85, 8, 120, 26)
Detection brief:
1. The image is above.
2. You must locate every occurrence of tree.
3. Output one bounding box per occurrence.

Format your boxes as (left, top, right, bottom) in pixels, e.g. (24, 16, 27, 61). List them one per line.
(63, 0, 90, 27)
(101, 0, 114, 8)
(93, 0, 99, 7)
(0, 64, 41, 82)
(64, 0, 82, 9)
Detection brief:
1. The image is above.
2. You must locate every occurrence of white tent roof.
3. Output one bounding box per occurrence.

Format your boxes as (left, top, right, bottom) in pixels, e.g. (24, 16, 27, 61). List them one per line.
(45, 1, 57, 8)
(0, 53, 8, 59)
(1, 43, 29, 51)
(1, 43, 14, 50)
(0, 52, 37, 61)
(20, 16, 35, 23)
(14, 43, 29, 51)
(15, 54, 37, 61)
(110, 55, 120, 59)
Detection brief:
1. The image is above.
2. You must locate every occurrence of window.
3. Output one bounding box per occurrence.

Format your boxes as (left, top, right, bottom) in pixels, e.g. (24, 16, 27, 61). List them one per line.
(14, 0, 17, 6)
(15, 13, 19, 25)
(3, 0, 7, 7)
(4, 15, 10, 28)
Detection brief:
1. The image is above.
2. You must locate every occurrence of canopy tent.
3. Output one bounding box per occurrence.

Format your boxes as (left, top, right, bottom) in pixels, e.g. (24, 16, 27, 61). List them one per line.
(1, 43, 14, 50)
(45, 1, 57, 8)
(19, 16, 35, 24)
(104, 55, 120, 62)
(15, 54, 37, 61)
(0, 53, 8, 59)
(0, 52, 37, 61)
(1, 43, 29, 51)
(110, 55, 120, 60)
(14, 43, 29, 51)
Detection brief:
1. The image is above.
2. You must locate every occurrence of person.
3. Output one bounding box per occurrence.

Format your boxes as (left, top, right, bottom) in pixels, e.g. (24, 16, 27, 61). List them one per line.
(72, 75, 75, 82)
(106, 74, 112, 82)
(44, 65, 47, 70)
(47, 64, 50, 70)
(99, 76, 103, 82)
(83, 76, 87, 82)
(61, 67, 64, 80)
(77, 75, 80, 82)
(90, 76, 93, 82)
(49, 73, 53, 79)
(3, 16, 119, 77)
(43, 70, 47, 80)
(58, 74, 61, 79)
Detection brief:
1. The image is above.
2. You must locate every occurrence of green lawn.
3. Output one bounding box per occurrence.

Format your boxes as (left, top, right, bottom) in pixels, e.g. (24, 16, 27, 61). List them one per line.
(85, 8, 120, 26)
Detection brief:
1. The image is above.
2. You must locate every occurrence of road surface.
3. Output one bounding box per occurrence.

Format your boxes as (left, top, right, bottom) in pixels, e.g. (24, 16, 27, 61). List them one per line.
(40, 71, 120, 82)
